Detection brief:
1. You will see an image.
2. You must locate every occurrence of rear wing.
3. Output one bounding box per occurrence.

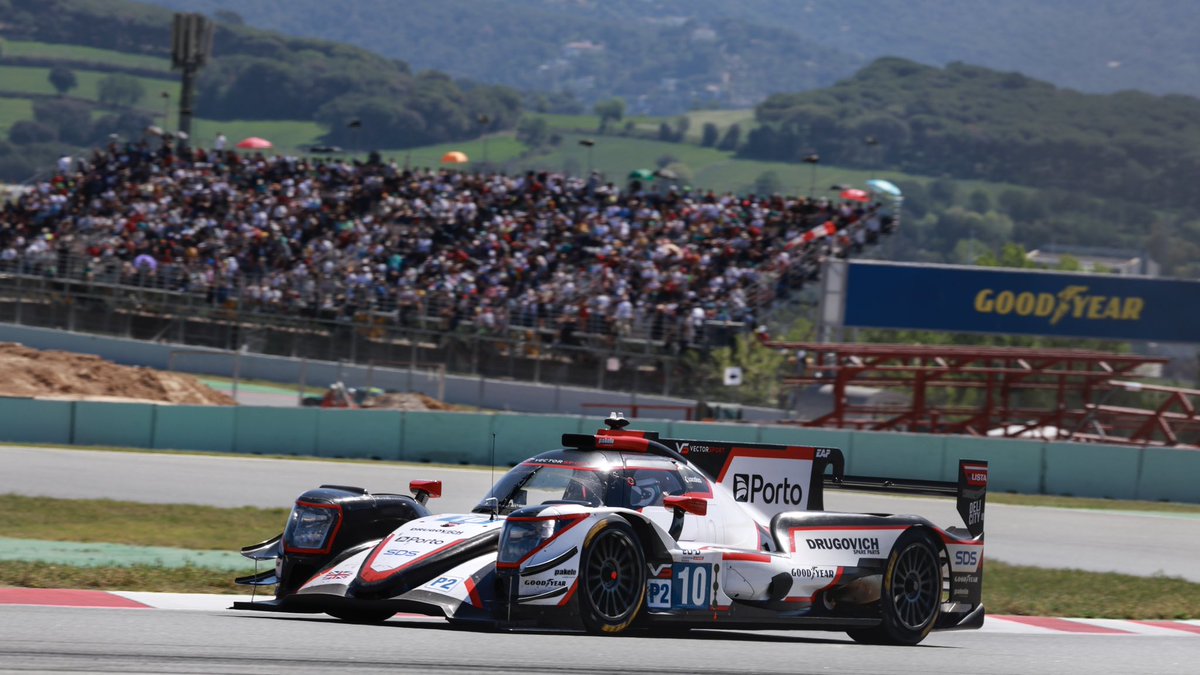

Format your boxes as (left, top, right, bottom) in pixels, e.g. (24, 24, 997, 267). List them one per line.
(826, 460, 989, 538)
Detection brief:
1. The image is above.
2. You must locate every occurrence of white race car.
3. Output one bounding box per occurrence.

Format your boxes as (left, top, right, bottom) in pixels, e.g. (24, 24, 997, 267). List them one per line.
(235, 414, 987, 645)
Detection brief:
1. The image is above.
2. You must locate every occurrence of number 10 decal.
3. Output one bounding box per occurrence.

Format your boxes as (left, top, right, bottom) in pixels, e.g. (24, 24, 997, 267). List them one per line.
(672, 563, 711, 609)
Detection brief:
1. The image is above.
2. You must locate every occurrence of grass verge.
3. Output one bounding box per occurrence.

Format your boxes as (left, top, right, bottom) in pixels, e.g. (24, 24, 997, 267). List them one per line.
(0, 494, 286, 550)
(0, 560, 1195, 617)
(984, 561, 1200, 619)
(0, 561, 242, 594)
(987, 493, 1200, 514)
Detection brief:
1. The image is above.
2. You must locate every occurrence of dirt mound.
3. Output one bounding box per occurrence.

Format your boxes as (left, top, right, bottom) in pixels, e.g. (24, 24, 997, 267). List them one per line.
(366, 392, 460, 411)
(0, 343, 235, 406)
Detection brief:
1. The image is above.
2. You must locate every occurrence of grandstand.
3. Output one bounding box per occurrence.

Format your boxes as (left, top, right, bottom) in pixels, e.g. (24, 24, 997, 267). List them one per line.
(0, 139, 898, 396)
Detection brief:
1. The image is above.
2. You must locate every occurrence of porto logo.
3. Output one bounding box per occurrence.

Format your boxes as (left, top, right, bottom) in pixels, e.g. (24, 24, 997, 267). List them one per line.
(732, 473, 803, 505)
(733, 474, 750, 501)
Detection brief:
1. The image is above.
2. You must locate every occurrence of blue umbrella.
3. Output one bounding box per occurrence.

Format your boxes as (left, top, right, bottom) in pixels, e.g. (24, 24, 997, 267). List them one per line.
(866, 179, 902, 198)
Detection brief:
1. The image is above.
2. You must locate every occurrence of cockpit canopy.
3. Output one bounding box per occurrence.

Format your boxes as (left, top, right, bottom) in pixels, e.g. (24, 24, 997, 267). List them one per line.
(474, 448, 709, 515)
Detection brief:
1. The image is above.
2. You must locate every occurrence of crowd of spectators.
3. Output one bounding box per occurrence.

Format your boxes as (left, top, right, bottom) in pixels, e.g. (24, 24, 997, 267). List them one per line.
(0, 139, 895, 350)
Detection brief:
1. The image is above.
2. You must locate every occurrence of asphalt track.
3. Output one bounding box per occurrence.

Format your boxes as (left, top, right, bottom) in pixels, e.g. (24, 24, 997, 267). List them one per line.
(0, 605, 1196, 675)
(4, 445, 1199, 581)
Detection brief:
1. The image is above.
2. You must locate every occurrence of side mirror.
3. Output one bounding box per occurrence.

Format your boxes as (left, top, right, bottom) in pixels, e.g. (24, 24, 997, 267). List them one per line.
(663, 495, 708, 540)
(410, 480, 442, 506)
(663, 495, 708, 517)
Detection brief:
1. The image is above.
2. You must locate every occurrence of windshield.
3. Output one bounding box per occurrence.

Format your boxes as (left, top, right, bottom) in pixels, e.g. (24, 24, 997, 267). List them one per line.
(475, 463, 611, 514)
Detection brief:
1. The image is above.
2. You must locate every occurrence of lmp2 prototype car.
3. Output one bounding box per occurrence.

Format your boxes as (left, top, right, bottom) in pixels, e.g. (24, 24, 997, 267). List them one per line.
(234, 415, 988, 645)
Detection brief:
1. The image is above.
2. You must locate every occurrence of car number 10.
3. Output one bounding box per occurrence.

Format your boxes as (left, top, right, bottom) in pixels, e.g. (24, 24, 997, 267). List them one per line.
(672, 563, 711, 609)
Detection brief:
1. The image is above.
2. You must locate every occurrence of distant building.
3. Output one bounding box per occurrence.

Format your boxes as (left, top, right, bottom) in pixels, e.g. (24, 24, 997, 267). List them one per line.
(1027, 244, 1159, 277)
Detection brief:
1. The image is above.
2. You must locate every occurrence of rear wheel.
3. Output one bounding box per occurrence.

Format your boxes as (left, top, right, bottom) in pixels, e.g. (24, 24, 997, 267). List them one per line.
(579, 519, 646, 634)
(847, 529, 942, 646)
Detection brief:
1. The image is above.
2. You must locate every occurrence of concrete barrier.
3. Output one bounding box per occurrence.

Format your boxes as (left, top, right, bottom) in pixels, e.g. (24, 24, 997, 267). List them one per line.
(233, 407, 319, 456)
(1042, 441, 1140, 499)
(0, 398, 73, 444)
(73, 401, 154, 448)
(315, 409, 403, 461)
(940, 436, 1044, 494)
(1136, 447, 1200, 502)
(843, 431, 947, 480)
(1, 395, 1197, 503)
(153, 405, 236, 453)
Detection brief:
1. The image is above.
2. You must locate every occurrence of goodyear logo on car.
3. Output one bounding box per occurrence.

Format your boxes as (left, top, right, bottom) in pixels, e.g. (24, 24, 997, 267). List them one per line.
(844, 262, 1200, 343)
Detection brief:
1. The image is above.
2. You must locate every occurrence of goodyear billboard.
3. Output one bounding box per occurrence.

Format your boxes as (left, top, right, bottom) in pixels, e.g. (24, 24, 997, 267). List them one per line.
(843, 261, 1200, 342)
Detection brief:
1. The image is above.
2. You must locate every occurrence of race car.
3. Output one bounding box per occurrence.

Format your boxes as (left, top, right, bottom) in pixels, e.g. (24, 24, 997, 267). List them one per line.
(234, 414, 987, 645)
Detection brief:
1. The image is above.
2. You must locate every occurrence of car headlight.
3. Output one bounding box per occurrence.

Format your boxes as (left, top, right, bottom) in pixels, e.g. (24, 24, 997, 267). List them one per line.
(283, 501, 342, 554)
(497, 515, 585, 568)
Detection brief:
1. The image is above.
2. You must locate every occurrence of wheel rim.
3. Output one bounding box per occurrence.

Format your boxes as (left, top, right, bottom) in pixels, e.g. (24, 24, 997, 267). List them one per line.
(585, 530, 639, 621)
(890, 543, 939, 630)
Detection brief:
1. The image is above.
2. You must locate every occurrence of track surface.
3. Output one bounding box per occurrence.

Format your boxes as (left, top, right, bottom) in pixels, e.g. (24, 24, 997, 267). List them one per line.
(4, 445, 1199, 581)
(0, 605, 1196, 675)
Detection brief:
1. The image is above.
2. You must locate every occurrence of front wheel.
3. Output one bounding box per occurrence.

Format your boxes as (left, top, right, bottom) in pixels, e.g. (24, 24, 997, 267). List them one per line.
(847, 529, 943, 646)
(578, 518, 646, 634)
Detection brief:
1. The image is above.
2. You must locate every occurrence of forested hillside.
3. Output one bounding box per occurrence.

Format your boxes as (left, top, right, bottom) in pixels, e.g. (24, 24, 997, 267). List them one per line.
(741, 59, 1200, 212)
(142, 0, 865, 114)
(144, 0, 1200, 112)
(0, 0, 521, 149)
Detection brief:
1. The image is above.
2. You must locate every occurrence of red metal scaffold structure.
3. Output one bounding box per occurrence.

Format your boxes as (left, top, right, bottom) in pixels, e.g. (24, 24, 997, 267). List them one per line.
(763, 341, 1200, 449)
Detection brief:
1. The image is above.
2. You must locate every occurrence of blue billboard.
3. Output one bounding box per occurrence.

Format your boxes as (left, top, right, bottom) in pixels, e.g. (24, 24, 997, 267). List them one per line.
(843, 262, 1200, 342)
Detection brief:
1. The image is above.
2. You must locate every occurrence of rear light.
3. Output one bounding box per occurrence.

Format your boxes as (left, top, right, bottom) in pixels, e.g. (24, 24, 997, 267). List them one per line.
(283, 501, 342, 554)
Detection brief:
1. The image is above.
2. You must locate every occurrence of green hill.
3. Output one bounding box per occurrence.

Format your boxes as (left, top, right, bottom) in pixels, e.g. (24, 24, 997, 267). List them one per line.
(141, 0, 1200, 112)
(0, 0, 521, 165)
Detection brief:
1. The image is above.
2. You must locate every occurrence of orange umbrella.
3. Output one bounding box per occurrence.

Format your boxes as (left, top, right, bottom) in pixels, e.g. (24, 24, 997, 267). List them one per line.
(236, 137, 273, 150)
(441, 150, 469, 164)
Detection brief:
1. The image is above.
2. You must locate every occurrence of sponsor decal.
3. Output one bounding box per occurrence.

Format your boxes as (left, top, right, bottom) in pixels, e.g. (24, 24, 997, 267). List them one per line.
(410, 526, 464, 535)
(815, 448, 832, 459)
(732, 473, 804, 505)
(434, 514, 494, 525)
(804, 537, 881, 556)
(523, 578, 567, 588)
(391, 535, 444, 546)
(676, 443, 722, 454)
(554, 568, 577, 577)
(967, 500, 984, 527)
(954, 550, 979, 567)
(383, 548, 419, 557)
(973, 286, 1144, 326)
(647, 579, 672, 608)
(597, 437, 615, 446)
(321, 570, 352, 581)
(963, 464, 989, 487)
(791, 566, 837, 579)
(426, 576, 461, 591)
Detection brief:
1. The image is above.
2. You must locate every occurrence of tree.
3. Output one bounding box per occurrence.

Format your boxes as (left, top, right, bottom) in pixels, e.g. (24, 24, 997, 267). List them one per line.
(33, 99, 91, 145)
(97, 74, 145, 107)
(8, 120, 57, 144)
(717, 123, 741, 151)
(516, 116, 549, 147)
(48, 66, 77, 96)
(700, 122, 719, 147)
(593, 97, 625, 132)
(967, 189, 991, 213)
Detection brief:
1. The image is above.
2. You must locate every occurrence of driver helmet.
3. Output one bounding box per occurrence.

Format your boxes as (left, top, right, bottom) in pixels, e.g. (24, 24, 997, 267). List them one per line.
(631, 476, 663, 508)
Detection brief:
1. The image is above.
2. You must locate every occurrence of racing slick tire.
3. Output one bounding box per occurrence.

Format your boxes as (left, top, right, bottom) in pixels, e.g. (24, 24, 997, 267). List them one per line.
(578, 518, 647, 634)
(327, 608, 395, 624)
(847, 529, 942, 646)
